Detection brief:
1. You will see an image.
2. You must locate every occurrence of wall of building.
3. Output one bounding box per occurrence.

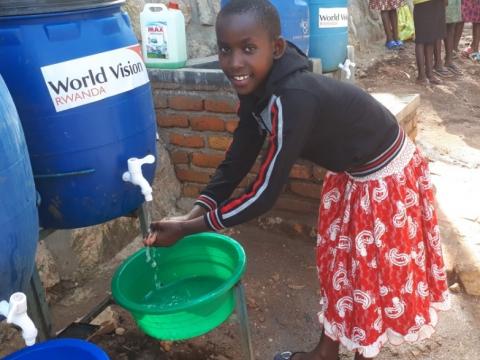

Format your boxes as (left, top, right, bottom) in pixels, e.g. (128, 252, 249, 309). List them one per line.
(124, 0, 385, 59)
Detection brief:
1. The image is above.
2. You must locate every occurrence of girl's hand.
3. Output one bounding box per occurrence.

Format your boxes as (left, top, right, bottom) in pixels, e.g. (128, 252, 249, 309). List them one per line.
(144, 220, 185, 247)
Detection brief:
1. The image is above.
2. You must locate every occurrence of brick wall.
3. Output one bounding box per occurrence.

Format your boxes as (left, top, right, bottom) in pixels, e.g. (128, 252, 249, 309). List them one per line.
(149, 66, 419, 214)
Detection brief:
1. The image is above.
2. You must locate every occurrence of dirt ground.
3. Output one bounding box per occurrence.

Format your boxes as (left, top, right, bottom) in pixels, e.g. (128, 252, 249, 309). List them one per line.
(2, 32, 480, 359)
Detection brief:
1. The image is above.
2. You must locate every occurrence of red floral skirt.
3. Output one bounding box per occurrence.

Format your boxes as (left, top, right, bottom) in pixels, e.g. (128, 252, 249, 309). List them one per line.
(316, 138, 450, 357)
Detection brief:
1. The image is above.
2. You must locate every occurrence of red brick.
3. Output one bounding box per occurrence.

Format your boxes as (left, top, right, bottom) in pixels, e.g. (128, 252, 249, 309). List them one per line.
(274, 194, 318, 214)
(170, 150, 189, 164)
(169, 132, 205, 148)
(190, 115, 225, 132)
(168, 95, 203, 111)
(153, 93, 168, 109)
(192, 152, 225, 168)
(204, 97, 238, 113)
(157, 112, 189, 128)
(225, 120, 239, 133)
(312, 166, 327, 181)
(208, 135, 232, 150)
(182, 184, 204, 198)
(289, 181, 323, 200)
(175, 165, 211, 184)
(289, 163, 312, 180)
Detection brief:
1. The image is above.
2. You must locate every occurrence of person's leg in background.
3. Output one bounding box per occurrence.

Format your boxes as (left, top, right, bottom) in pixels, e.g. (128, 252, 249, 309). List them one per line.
(453, 22, 464, 53)
(415, 42, 429, 84)
(425, 42, 442, 83)
(389, 8, 404, 47)
(433, 38, 452, 76)
(472, 22, 480, 52)
(445, 22, 463, 73)
(381, 10, 397, 49)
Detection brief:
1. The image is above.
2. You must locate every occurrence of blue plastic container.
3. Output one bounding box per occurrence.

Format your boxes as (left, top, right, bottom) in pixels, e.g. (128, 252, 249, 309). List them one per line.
(220, 0, 310, 55)
(308, 0, 349, 72)
(3, 338, 110, 360)
(0, 74, 38, 303)
(0, 3, 157, 229)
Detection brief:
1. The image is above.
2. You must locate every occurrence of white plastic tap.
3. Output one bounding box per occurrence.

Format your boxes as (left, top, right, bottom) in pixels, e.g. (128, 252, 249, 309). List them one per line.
(122, 155, 156, 202)
(0, 292, 38, 346)
(338, 59, 356, 80)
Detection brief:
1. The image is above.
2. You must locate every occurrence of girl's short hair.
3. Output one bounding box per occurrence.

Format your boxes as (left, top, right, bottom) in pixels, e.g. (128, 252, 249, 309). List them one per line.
(218, 0, 281, 39)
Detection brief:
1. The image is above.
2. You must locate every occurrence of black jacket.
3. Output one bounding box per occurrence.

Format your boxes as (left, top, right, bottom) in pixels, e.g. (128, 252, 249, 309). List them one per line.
(196, 44, 399, 231)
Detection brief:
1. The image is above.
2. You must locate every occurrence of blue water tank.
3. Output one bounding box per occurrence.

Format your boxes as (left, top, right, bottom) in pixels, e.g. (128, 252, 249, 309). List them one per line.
(0, 2, 157, 229)
(0, 74, 38, 302)
(3, 338, 110, 360)
(220, 0, 310, 55)
(308, 0, 349, 72)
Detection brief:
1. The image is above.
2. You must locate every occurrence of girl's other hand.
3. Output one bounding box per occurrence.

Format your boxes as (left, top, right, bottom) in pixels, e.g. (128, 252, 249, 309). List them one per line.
(144, 220, 185, 247)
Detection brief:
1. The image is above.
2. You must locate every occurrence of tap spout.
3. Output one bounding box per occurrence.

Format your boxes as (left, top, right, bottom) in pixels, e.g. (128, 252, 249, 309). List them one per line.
(0, 292, 38, 346)
(122, 155, 156, 202)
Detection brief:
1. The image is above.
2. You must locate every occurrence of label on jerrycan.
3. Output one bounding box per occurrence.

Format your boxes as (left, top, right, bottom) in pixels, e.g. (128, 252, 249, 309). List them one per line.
(41, 44, 149, 112)
(145, 21, 170, 60)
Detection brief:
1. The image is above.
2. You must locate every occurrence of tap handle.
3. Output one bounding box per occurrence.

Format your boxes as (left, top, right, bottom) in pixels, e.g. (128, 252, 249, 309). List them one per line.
(7, 292, 27, 323)
(126, 155, 155, 175)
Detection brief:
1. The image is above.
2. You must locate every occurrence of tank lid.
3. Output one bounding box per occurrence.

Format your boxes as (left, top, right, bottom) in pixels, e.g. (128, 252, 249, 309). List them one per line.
(0, 0, 125, 17)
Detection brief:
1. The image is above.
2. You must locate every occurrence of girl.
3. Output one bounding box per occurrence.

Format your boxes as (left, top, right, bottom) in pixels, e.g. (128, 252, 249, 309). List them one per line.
(146, 1, 450, 359)
(444, 0, 464, 74)
(413, 0, 448, 84)
(368, 0, 405, 49)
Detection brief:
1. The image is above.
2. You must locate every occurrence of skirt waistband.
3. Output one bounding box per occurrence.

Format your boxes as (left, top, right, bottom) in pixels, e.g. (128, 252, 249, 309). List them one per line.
(349, 128, 406, 177)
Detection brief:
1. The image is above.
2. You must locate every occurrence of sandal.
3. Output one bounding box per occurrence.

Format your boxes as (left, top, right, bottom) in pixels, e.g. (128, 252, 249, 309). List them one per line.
(395, 40, 405, 50)
(273, 351, 306, 360)
(446, 63, 463, 75)
(469, 52, 480, 63)
(428, 74, 443, 85)
(433, 67, 454, 78)
(415, 77, 430, 86)
(461, 47, 473, 58)
(385, 40, 397, 50)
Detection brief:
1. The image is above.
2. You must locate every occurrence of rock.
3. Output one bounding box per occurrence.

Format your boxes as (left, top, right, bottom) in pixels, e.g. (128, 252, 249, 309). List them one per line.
(159, 340, 173, 352)
(196, 0, 218, 25)
(448, 282, 462, 293)
(91, 306, 119, 327)
(115, 327, 126, 336)
(35, 240, 61, 289)
(457, 263, 480, 296)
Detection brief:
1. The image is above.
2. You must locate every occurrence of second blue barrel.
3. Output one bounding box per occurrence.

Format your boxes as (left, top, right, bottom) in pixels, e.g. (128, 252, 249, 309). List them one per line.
(0, 74, 38, 302)
(309, 0, 349, 72)
(0, 1, 157, 229)
(221, 0, 310, 56)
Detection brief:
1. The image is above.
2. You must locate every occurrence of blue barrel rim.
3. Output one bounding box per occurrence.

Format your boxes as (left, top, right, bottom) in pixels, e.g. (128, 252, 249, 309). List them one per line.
(0, 0, 125, 17)
(3, 338, 110, 359)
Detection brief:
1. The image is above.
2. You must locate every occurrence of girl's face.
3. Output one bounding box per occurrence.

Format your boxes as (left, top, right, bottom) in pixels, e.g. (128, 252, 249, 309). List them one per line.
(216, 13, 285, 96)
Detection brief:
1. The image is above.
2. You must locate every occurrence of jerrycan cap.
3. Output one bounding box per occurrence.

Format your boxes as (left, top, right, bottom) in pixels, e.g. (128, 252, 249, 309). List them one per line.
(168, 2, 179, 9)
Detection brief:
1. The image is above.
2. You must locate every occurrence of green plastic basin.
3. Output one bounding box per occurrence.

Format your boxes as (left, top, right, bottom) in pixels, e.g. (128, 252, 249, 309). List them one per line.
(111, 232, 246, 340)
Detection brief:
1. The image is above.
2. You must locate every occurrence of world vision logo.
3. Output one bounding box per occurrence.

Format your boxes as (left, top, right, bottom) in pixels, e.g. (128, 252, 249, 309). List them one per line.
(317, 8, 348, 29)
(41, 45, 149, 112)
